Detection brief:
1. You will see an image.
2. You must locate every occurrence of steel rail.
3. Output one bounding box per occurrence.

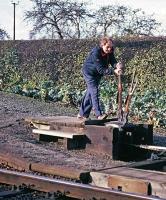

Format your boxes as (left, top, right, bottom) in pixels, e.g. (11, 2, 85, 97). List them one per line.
(0, 169, 163, 200)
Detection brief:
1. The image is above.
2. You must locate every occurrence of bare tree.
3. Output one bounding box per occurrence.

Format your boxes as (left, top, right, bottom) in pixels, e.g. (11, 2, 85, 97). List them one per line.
(91, 5, 128, 36)
(91, 5, 160, 37)
(0, 28, 10, 40)
(64, 1, 93, 38)
(25, 1, 161, 39)
(24, 0, 91, 39)
(122, 9, 161, 36)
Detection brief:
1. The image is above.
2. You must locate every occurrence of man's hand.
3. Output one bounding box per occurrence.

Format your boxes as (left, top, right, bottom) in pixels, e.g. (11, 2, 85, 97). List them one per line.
(114, 62, 124, 75)
(116, 62, 124, 70)
(114, 68, 122, 75)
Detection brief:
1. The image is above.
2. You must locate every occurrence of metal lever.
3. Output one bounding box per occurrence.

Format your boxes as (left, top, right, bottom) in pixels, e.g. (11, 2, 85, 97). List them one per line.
(123, 69, 138, 124)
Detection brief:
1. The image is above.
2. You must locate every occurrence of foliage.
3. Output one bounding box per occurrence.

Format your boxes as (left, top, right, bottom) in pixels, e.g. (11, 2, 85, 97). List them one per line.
(0, 37, 165, 127)
(100, 78, 118, 113)
(130, 89, 166, 127)
(126, 45, 166, 92)
(0, 48, 21, 90)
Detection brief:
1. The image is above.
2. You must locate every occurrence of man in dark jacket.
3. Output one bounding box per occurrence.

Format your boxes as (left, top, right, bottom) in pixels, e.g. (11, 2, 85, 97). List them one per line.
(77, 37, 123, 120)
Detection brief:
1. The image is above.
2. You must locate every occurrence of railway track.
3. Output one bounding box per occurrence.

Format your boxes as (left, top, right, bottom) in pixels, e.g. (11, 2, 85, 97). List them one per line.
(0, 115, 166, 199)
(0, 168, 163, 200)
(0, 150, 166, 199)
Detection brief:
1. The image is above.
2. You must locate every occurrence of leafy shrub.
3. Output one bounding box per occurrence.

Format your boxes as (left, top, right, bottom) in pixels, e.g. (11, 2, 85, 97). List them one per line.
(0, 37, 165, 126)
(0, 48, 21, 90)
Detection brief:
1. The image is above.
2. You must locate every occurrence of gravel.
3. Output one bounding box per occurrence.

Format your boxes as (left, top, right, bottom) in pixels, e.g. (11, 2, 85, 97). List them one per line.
(0, 91, 165, 171)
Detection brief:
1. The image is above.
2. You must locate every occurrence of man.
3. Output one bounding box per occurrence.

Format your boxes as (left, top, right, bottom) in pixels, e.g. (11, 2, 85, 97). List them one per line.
(77, 37, 123, 120)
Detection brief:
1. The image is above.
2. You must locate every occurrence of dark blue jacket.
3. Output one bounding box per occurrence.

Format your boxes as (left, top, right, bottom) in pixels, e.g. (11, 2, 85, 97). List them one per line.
(82, 46, 117, 82)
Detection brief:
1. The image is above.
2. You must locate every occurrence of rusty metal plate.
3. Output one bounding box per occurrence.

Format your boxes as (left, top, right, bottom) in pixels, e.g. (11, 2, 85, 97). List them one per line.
(108, 174, 151, 195)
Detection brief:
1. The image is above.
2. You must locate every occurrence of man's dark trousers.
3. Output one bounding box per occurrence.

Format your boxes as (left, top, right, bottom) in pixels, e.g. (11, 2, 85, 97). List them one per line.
(79, 74, 102, 118)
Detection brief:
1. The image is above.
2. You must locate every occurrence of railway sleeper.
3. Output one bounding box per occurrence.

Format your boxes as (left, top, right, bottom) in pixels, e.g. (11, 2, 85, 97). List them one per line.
(32, 129, 86, 150)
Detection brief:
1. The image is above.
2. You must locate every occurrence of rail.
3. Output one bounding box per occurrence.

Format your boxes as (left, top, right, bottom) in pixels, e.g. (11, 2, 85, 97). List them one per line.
(0, 169, 163, 200)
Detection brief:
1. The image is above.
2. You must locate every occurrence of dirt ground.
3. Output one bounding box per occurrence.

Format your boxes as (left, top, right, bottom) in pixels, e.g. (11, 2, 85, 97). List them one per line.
(0, 91, 165, 171)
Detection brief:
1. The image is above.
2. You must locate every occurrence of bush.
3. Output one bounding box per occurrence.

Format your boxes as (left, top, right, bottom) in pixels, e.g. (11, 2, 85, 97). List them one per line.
(0, 37, 165, 126)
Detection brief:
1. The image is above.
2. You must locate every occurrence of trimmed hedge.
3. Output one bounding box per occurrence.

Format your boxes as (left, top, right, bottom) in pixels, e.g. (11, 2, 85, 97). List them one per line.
(0, 37, 165, 126)
(0, 37, 165, 90)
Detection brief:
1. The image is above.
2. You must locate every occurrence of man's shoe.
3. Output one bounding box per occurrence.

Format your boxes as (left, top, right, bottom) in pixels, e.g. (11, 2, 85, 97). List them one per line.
(97, 114, 108, 120)
(77, 114, 90, 120)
